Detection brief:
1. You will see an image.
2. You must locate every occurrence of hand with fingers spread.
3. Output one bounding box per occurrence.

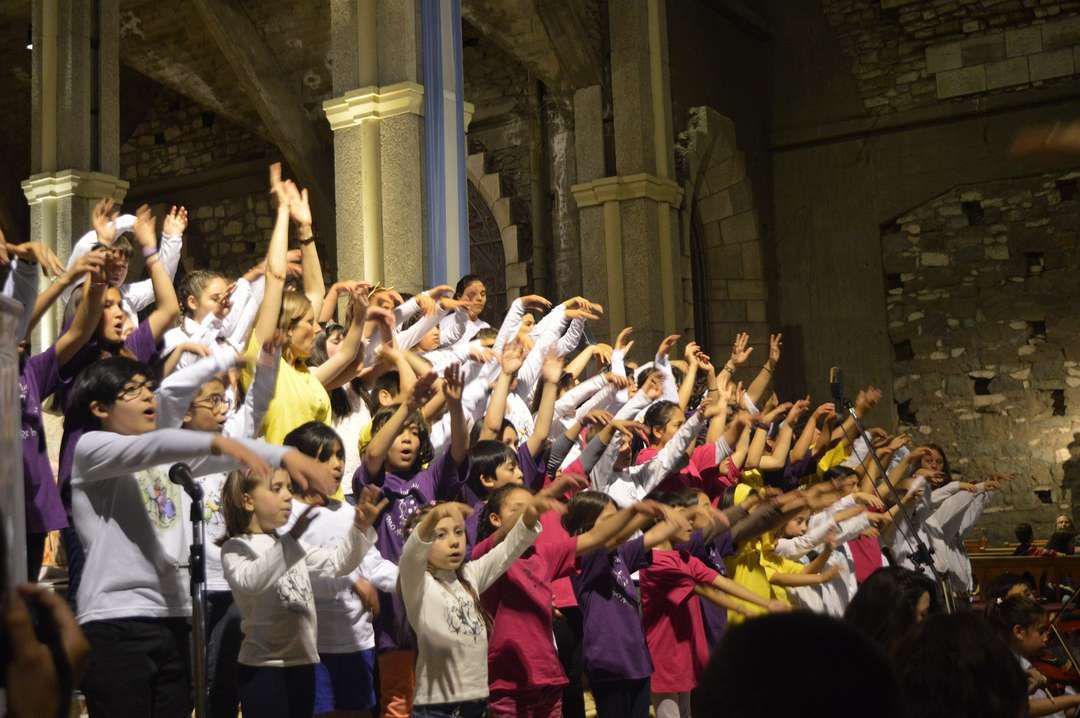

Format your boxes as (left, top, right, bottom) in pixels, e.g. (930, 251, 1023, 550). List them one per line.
(766, 333, 782, 370)
(786, 397, 811, 424)
(500, 341, 526, 376)
(728, 332, 753, 368)
(353, 485, 390, 530)
(6, 241, 66, 277)
(541, 351, 566, 384)
(604, 372, 631, 390)
(614, 326, 635, 355)
(131, 204, 158, 252)
(282, 450, 339, 497)
(442, 363, 466, 405)
(407, 372, 440, 411)
(684, 341, 702, 365)
(580, 409, 614, 428)
(91, 197, 118, 245)
(162, 205, 188, 236)
(539, 472, 589, 500)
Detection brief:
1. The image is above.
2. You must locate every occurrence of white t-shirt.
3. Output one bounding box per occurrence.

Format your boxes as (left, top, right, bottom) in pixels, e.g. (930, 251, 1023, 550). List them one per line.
(221, 523, 374, 667)
(281, 500, 397, 653)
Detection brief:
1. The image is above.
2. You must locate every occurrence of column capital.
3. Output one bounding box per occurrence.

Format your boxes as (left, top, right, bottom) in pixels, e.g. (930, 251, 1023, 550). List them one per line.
(21, 170, 129, 205)
(323, 82, 426, 130)
(570, 173, 684, 209)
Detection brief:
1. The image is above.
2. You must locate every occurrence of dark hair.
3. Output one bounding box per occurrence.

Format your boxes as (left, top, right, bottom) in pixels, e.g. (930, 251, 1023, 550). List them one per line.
(844, 567, 939, 655)
(635, 365, 661, 388)
(643, 400, 680, 438)
(984, 572, 1037, 607)
(369, 405, 433, 474)
(1014, 523, 1034, 544)
(988, 596, 1045, 641)
(924, 443, 952, 478)
(454, 274, 484, 299)
(693, 613, 903, 718)
(650, 490, 700, 509)
(308, 327, 354, 422)
(364, 371, 402, 414)
(474, 327, 498, 343)
(68, 356, 151, 430)
(562, 490, 614, 536)
(476, 483, 531, 542)
(283, 421, 345, 463)
(893, 612, 1027, 718)
(466, 440, 519, 496)
(177, 269, 226, 316)
(468, 419, 517, 448)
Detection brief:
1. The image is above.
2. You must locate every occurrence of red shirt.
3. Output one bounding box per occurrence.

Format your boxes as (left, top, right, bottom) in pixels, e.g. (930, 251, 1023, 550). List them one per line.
(639, 548, 718, 693)
(473, 529, 578, 692)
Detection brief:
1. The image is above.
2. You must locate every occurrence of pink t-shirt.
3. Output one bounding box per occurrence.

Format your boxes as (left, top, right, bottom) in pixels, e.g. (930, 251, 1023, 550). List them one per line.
(540, 511, 579, 609)
(473, 530, 578, 692)
(639, 548, 719, 693)
(636, 443, 725, 498)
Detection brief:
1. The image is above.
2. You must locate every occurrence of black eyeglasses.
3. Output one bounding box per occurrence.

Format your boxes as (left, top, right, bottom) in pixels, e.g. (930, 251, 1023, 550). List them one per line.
(118, 378, 156, 401)
(192, 393, 233, 413)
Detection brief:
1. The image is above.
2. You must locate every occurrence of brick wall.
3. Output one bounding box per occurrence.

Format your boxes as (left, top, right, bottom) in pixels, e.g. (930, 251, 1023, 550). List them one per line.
(822, 0, 1080, 115)
(883, 168, 1080, 540)
(120, 84, 281, 277)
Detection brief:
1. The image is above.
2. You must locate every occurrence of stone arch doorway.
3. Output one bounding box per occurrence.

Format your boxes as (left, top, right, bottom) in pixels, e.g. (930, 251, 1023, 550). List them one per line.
(465, 151, 527, 325)
(677, 106, 769, 357)
(468, 180, 507, 324)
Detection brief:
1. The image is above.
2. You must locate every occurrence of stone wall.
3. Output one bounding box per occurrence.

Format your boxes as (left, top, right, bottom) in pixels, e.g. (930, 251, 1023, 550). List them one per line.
(822, 0, 1080, 115)
(883, 168, 1080, 540)
(119, 83, 283, 277)
(462, 21, 540, 296)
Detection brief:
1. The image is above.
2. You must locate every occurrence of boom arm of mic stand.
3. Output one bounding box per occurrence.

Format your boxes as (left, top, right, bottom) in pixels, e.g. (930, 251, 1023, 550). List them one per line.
(845, 406, 956, 613)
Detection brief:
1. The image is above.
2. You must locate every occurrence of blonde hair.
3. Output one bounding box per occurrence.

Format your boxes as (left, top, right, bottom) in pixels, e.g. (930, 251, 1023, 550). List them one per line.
(279, 290, 314, 364)
(216, 470, 266, 545)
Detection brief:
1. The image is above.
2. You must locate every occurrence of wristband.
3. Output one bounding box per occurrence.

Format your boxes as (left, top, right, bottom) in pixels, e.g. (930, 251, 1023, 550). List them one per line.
(142, 246, 158, 258)
(144, 253, 160, 270)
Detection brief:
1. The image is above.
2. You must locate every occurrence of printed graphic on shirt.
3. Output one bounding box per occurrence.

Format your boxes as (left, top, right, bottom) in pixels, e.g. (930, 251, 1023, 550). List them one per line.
(277, 564, 312, 613)
(384, 494, 422, 539)
(138, 467, 180, 529)
(612, 557, 638, 607)
(443, 590, 485, 643)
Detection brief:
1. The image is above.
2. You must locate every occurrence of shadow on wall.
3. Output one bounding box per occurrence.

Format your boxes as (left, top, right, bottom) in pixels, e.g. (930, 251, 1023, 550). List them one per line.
(1064, 433, 1080, 527)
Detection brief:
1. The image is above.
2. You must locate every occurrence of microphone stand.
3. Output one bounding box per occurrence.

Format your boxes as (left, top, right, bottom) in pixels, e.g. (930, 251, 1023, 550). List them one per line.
(174, 468, 208, 718)
(842, 403, 956, 614)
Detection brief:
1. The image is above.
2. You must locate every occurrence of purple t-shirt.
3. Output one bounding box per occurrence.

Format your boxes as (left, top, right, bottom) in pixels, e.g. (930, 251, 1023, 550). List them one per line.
(461, 441, 546, 551)
(352, 449, 465, 652)
(20, 347, 67, 533)
(572, 535, 654, 682)
(682, 529, 735, 647)
(57, 320, 160, 514)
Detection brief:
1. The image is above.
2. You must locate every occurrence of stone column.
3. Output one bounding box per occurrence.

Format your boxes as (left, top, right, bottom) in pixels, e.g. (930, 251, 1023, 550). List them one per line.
(324, 0, 473, 294)
(570, 0, 682, 350)
(22, 0, 127, 351)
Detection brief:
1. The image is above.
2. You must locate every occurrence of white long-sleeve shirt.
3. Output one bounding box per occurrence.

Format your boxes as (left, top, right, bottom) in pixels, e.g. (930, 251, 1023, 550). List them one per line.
(70, 428, 289, 624)
(401, 517, 540, 706)
(64, 216, 183, 327)
(926, 484, 991, 593)
(281, 499, 398, 653)
(222, 522, 375, 667)
(2, 256, 39, 340)
(439, 309, 489, 348)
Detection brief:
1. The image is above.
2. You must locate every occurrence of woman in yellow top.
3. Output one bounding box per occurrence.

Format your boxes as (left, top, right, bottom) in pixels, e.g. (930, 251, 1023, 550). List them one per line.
(242, 164, 389, 446)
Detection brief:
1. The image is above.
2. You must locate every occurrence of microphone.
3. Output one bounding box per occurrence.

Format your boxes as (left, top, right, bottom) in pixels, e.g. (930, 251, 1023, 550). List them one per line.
(829, 366, 845, 412)
(169, 462, 202, 500)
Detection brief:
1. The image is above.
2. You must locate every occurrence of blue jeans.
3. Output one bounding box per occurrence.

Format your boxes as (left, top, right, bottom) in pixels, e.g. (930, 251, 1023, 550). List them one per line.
(206, 591, 243, 718)
(237, 664, 315, 718)
(411, 699, 487, 717)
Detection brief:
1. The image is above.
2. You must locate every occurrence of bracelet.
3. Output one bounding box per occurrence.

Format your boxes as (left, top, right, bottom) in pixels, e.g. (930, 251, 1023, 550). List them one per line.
(297, 226, 315, 244)
(723, 363, 736, 373)
(761, 365, 774, 374)
(297, 236, 316, 246)
(141, 246, 158, 258)
(144, 253, 160, 269)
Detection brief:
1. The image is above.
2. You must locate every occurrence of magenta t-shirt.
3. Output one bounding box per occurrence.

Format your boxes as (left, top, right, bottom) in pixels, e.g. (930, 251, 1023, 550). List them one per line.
(472, 530, 577, 693)
(640, 548, 718, 693)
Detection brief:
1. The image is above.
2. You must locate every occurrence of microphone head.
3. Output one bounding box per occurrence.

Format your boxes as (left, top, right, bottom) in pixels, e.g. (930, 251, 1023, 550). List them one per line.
(168, 462, 193, 486)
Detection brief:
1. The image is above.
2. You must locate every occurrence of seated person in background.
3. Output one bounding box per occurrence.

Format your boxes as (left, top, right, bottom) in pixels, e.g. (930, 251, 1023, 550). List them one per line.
(1046, 515, 1076, 555)
(1014, 523, 1059, 557)
(984, 572, 1037, 608)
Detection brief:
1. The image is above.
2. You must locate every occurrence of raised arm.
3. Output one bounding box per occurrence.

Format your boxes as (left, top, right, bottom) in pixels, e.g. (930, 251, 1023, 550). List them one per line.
(527, 353, 564, 457)
(251, 164, 291, 346)
(284, 182, 325, 321)
(311, 288, 374, 388)
(746, 333, 781, 406)
(363, 372, 438, 475)
(480, 342, 523, 441)
(52, 255, 107, 365)
(130, 204, 180, 340)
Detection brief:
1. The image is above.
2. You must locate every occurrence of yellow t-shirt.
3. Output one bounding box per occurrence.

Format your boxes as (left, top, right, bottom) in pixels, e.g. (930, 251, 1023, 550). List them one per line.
(725, 483, 771, 624)
(761, 539, 807, 606)
(242, 335, 331, 446)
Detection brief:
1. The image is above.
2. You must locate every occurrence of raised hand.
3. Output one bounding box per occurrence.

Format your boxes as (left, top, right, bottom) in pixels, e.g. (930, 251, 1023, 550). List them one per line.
(786, 396, 811, 423)
(604, 372, 631, 390)
(614, 326, 635, 354)
(70, 250, 108, 284)
(565, 307, 600, 321)
(611, 419, 649, 443)
(442, 363, 465, 405)
(8, 241, 65, 277)
(855, 386, 883, 414)
(283, 181, 313, 228)
(684, 341, 702, 365)
(657, 334, 681, 359)
(580, 409, 614, 427)
(439, 296, 469, 313)
(729, 332, 753, 367)
(132, 204, 157, 251)
(162, 205, 188, 236)
(539, 472, 588, 500)
(541, 351, 566, 384)
(212, 436, 273, 479)
(282, 450, 338, 496)
(91, 197, 118, 245)
(519, 294, 552, 311)
(269, 162, 289, 209)
(407, 371, 439, 410)
(468, 344, 496, 364)
(767, 333, 782, 368)
(416, 292, 437, 316)
(353, 485, 390, 530)
(592, 343, 614, 366)
(500, 341, 525, 376)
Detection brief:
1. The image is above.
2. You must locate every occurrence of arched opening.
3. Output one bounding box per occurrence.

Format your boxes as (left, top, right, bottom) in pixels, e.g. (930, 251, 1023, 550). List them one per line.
(467, 179, 508, 324)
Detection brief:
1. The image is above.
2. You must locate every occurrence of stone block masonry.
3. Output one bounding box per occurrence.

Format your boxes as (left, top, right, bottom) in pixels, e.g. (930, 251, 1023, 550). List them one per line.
(882, 167, 1080, 541)
(821, 1, 1080, 115)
